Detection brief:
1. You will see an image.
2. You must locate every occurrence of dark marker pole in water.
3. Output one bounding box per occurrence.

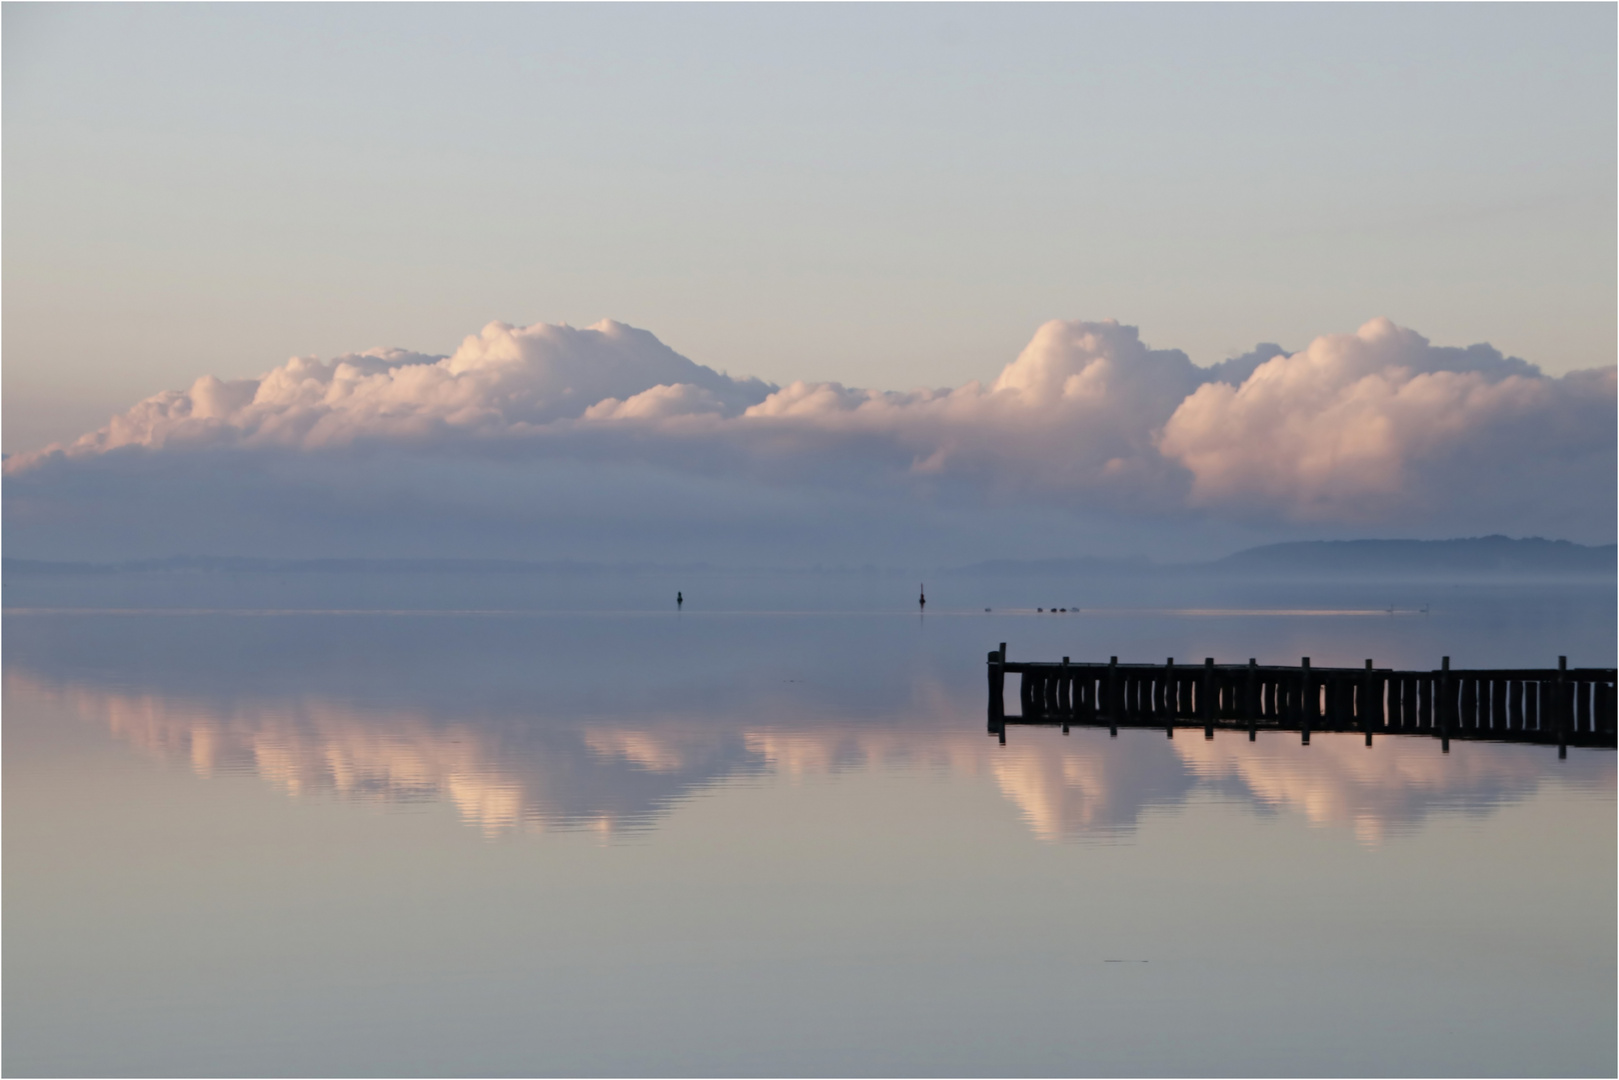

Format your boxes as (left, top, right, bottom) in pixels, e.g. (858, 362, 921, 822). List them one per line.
(919, 583, 926, 612)
(676, 591, 683, 610)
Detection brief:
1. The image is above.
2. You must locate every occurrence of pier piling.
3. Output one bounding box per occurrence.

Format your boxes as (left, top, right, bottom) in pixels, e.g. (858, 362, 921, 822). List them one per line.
(986, 650, 1615, 750)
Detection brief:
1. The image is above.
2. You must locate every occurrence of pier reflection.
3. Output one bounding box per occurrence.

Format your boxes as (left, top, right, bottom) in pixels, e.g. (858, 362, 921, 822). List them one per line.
(9, 666, 1607, 845)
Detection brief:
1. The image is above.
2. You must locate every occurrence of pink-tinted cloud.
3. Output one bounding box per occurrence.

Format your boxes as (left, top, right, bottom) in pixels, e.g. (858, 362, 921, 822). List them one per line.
(5, 315, 1612, 545)
(1158, 318, 1615, 522)
(9, 319, 771, 459)
(14, 667, 1594, 844)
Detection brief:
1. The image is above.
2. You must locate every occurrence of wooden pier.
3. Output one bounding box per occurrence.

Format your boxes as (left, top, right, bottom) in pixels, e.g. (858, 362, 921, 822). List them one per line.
(987, 646, 1617, 755)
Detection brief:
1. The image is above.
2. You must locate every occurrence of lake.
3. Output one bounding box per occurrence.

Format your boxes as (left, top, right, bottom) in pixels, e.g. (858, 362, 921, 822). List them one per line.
(5, 578, 1615, 1076)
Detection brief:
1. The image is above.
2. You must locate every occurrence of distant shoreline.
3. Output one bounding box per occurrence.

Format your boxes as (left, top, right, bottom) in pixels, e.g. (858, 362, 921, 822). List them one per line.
(4, 536, 1614, 581)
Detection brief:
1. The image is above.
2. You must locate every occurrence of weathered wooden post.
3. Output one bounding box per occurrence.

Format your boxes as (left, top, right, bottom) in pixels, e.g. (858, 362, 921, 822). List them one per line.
(1374, 663, 1387, 732)
(1439, 656, 1451, 753)
(1557, 656, 1568, 759)
(1300, 657, 1312, 745)
(1107, 656, 1119, 738)
(1163, 658, 1175, 738)
(1061, 657, 1071, 734)
(987, 644, 1005, 736)
(1363, 659, 1375, 746)
(1203, 658, 1215, 739)
(1019, 649, 1033, 719)
(1247, 659, 1258, 741)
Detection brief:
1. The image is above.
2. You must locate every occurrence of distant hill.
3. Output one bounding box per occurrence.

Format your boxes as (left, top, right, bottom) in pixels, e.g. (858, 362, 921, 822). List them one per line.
(1210, 536, 1615, 577)
(946, 536, 1615, 579)
(5, 536, 1613, 581)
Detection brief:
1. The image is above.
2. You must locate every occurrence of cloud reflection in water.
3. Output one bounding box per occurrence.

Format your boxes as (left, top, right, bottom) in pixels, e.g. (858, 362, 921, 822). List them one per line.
(10, 669, 1603, 845)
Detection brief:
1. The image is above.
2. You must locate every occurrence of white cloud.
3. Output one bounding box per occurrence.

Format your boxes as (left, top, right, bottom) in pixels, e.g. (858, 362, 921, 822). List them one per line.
(583, 383, 729, 421)
(1157, 318, 1615, 523)
(5, 314, 1613, 557)
(11, 319, 772, 459)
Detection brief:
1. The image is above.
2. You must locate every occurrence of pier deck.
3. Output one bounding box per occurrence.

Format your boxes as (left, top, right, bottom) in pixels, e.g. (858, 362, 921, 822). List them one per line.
(987, 647, 1617, 754)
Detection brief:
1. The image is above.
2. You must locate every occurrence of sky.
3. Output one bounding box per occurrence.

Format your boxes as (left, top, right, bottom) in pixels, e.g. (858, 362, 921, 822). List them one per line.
(3, 4, 1615, 564)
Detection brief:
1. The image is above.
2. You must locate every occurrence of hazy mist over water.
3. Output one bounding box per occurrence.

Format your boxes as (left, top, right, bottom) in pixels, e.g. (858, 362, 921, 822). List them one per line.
(5, 578, 1613, 1075)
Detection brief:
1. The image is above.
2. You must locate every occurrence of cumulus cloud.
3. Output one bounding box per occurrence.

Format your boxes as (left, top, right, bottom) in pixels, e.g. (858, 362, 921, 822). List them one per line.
(1157, 318, 1615, 525)
(4, 314, 1613, 558)
(13, 319, 773, 459)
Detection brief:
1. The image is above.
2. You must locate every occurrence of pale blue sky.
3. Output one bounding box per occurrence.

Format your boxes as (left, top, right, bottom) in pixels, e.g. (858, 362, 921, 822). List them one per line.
(4, 2, 1614, 453)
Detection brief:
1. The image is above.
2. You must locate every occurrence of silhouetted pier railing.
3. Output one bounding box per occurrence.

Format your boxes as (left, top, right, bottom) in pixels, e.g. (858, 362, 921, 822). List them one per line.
(986, 645, 1616, 756)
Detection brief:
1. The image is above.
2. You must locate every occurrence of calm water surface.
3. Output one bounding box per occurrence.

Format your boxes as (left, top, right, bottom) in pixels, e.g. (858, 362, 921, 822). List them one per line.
(5, 581, 1615, 1076)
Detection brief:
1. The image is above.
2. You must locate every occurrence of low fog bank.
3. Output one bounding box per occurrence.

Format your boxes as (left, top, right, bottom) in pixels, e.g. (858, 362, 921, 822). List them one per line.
(3, 443, 1273, 566)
